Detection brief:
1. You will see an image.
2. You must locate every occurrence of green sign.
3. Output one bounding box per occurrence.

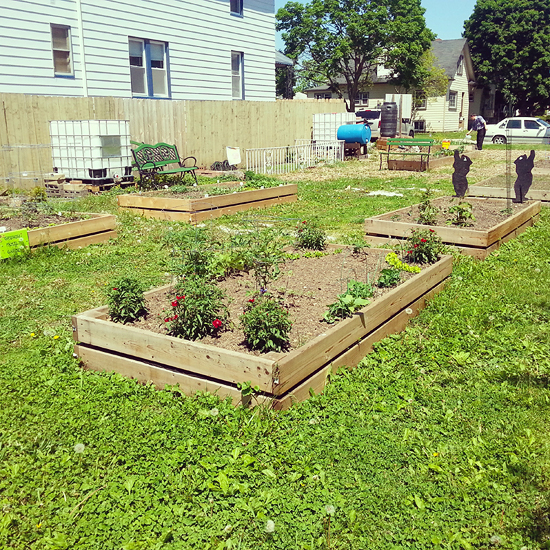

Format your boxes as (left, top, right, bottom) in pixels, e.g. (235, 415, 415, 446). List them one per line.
(0, 229, 30, 259)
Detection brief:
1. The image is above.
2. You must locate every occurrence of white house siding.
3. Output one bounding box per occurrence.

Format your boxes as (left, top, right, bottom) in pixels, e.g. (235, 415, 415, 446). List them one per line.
(0, 0, 275, 100)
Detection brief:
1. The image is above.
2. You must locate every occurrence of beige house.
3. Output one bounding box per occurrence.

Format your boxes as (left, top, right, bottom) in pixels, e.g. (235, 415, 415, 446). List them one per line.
(305, 39, 480, 133)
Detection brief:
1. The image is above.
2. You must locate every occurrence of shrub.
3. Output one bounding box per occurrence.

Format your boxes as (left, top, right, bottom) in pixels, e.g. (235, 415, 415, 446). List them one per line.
(447, 201, 476, 227)
(165, 276, 229, 340)
(404, 228, 442, 264)
(240, 294, 292, 352)
(324, 279, 373, 323)
(106, 277, 147, 323)
(295, 220, 327, 250)
(416, 187, 439, 226)
(385, 252, 421, 273)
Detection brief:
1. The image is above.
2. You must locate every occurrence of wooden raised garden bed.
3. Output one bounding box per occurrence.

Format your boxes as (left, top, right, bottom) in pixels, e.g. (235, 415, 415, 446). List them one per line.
(1, 213, 117, 254)
(468, 186, 550, 204)
(72, 252, 452, 409)
(117, 184, 298, 224)
(365, 197, 541, 260)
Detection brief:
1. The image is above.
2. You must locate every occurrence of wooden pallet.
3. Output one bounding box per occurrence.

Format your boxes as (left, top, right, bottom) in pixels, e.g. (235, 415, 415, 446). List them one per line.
(72, 253, 452, 408)
(117, 184, 298, 224)
(365, 198, 541, 260)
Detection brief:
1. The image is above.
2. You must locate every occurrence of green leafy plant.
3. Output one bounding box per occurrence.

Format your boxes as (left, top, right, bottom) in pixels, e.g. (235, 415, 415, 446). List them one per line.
(324, 279, 373, 323)
(404, 228, 443, 264)
(416, 187, 439, 226)
(240, 293, 292, 352)
(164, 276, 229, 340)
(385, 252, 421, 273)
(295, 220, 327, 250)
(106, 277, 147, 323)
(377, 268, 401, 288)
(447, 201, 476, 227)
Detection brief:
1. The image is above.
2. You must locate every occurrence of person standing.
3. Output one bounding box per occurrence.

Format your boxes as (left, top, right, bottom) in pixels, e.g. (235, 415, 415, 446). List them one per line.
(467, 113, 487, 150)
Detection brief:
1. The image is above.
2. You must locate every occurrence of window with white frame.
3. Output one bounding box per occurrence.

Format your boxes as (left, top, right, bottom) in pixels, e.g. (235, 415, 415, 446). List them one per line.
(51, 25, 73, 76)
(355, 92, 369, 105)
(414, 90, 427, 110)
(230, 0, 243, 16)
(448, 91, 457, 109)
(315, 93, 332, 100)
(129, 38, 169, 98)
(231, 51, 244, 100)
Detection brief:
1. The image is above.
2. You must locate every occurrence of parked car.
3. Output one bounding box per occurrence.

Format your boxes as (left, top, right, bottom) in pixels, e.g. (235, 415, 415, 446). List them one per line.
(355, 109, 414, 140)
(484, 117, 550, 144)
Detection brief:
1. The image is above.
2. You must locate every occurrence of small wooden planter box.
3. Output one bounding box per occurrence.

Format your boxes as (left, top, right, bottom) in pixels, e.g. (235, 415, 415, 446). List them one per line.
(468, 186, 550, 206)
(387, 159, 428, 172)
(72, 254, 452, 409)
(365, 198, 541, 260)
(28, 213, 117, 250)
(117, 184, 298, 224)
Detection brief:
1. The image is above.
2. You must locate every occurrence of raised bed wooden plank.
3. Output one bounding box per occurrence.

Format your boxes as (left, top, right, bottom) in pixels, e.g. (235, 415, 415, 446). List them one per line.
(469, 186, 550, 204)
(187, 185, 298, 210)
(274, 255, 453, 395)
(365, 216, 489, 246)
(27, 214, 116, 247)
(273, 279, 447, 410)
(49, 230, 118, 250)
(72, 316, 276, 392)
(76, 344, 244, 404)
(486, 202, 540, 244)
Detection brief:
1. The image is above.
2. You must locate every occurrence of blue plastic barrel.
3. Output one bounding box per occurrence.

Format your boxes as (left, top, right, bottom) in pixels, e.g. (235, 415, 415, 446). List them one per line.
(336, 123, 371, 144)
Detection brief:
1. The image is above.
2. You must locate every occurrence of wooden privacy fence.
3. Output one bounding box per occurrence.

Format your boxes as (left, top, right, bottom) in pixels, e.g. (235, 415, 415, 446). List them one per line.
(0, 94, 347, 189)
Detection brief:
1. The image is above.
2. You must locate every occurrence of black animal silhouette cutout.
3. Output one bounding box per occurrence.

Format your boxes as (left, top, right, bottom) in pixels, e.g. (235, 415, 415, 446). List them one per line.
(452, 149, 473, 198)
(512, 150, 535, 203)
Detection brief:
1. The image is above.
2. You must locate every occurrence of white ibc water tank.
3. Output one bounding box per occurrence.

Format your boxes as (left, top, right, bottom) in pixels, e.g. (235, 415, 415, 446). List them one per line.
(313, 112, 357, 141)
(50, 120, 133, 183)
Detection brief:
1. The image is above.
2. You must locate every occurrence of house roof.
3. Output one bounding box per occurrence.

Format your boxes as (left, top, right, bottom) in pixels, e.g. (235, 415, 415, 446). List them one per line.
(275, 51, 294, 67)
(431, 38, 467, 78)
(304, 39, 472, 92)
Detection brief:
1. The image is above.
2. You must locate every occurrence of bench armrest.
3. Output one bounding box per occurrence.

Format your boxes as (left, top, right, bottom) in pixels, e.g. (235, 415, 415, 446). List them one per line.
(180, 156, 198, 167)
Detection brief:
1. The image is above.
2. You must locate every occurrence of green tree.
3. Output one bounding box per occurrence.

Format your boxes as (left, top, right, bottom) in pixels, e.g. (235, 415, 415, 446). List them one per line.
(276, 0, 434, 112)
(409, 49, 449, 118)
(464, 0, 550, 114)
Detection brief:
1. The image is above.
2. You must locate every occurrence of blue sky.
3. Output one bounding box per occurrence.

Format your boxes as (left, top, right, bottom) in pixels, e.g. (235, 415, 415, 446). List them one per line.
(275, 0, 478, 50)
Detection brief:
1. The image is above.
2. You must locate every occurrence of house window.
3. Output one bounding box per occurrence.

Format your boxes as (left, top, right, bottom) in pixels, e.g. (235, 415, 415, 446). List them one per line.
(230, 0, 243, 16)
(231, 51, 244, 100)
(355, 92, 369, 105)
(51, 25, 72, 76)
(414, 90, 426, 110)
(315, 93, 332, 100)
(448, 91, 457, 109)
(457, 55, 463, 76)
(129, 38, 169, 98)
(414, 120, 425, 132)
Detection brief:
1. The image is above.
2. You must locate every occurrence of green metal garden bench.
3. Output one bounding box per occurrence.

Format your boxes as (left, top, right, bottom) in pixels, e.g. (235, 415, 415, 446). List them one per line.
(132, 142, 198, 186)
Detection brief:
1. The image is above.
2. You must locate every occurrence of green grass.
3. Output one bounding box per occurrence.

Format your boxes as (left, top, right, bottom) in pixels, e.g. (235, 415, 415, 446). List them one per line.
(1, 179, 550, 549)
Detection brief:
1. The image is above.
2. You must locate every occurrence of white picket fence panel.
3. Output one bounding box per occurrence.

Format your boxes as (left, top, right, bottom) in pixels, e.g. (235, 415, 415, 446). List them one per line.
(246, 140, 344, 175)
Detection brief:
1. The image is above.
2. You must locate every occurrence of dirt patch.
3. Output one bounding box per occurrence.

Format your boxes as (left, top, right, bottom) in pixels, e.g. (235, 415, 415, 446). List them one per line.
(139, 181, 244, 199)
(125, 249, 421, 356)
(376, 197, 532, 230)
(0, 212, 83, 231)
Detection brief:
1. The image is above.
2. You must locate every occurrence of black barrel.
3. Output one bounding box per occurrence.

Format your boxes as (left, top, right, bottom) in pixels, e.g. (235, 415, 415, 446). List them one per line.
(380, 102, 398, 137)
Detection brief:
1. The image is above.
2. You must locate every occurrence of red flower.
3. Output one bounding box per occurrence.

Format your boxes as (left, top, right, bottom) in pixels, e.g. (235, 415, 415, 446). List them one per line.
(112, 288, 118, 290)
(421, 238, 427, 243)
(173, 314, 178, 320)
(407, 250, 412, 254)
(248, 298, 255, 303)
(164, 318, 170, 323)
(176, 295, 185, 300)
(414, 244, 419, 248)
(171, 301, 178, 307)
(212, 319, 222, 329)
(429, 229, 435, 232)
(302, 220, 307, 224)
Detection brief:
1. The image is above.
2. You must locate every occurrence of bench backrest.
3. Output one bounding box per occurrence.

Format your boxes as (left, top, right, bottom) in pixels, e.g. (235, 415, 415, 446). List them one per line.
(386, 138, 435, 148)
(132, 142, 181, 170)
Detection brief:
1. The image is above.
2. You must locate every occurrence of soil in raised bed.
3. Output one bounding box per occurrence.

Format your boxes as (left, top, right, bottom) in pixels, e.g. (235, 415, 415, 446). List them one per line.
(124, 250, 421, 356)
(0, 211, 84, 232)
(377, 197, 532, 230)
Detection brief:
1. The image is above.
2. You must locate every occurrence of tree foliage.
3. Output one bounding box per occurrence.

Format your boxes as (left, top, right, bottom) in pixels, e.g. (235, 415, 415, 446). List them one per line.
(464, 0, 550, 114)
(276, 0, 434, 111)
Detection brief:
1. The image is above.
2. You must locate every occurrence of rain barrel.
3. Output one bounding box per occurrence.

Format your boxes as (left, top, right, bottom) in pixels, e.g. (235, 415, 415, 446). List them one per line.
(380, 102, 398, 137)
(336, 123, 371, 145)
